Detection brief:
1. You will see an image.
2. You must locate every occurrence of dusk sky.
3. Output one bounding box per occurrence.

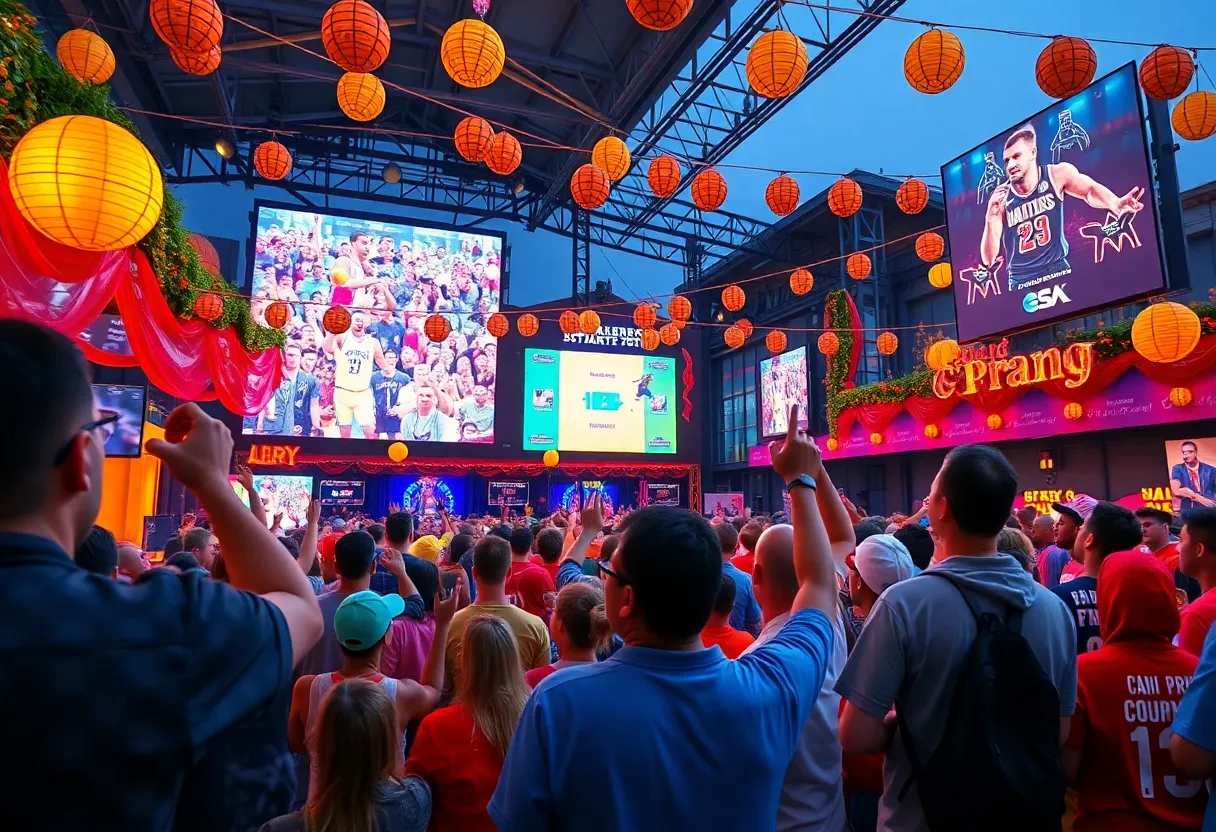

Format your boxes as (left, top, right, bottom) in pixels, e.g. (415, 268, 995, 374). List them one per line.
(175, 0, 1216, 310)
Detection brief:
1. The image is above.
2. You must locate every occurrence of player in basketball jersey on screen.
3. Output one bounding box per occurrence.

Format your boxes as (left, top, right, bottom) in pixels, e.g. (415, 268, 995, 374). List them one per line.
(321, 309, 395, 438)
(980, 124, 1144, 293)
(634, 373, 655, 400)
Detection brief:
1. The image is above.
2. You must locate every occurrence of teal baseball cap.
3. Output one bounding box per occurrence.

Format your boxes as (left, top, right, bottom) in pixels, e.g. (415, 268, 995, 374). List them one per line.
(333, 590, 405, 650)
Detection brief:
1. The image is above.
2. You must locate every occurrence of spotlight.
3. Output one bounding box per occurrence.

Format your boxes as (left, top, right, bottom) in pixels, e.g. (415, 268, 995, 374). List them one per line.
(215, 137, 235, 159)
(382, 162, 401, 184)
(512, 177, 526, 195)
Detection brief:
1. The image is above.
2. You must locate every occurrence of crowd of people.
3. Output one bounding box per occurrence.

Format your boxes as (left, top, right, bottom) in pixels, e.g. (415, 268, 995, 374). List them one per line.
(245, 209, 502, 442)
(8, 318, 1216, 831)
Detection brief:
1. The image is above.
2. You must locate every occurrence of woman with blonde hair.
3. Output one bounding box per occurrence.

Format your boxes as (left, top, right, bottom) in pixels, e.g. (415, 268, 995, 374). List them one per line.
(526, 581, 612, 688)
(261, 679, 430, 832)
(405, 615, 530, 832)
(997, 525, 1037, 576)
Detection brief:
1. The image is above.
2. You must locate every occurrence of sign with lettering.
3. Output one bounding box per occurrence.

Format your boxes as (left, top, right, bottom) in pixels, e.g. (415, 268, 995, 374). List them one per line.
(646, 482, 680, 506)
(319, 479, 365, 506)
(488, 480, 530, 506)
(932, 339, 1094, 399)
(562, 325, 646, 349)
(1022, 488, 1077, 515)
(247, 444, 301, 466)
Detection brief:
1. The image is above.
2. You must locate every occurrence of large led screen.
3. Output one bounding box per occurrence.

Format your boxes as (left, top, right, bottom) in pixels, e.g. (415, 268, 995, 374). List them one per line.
(92, 384, 146, 457)
(522, 348, 676, 454)
(243, 204, 504, 443)
(759, 346, 809, 438)
(941, 63, 1165, 343)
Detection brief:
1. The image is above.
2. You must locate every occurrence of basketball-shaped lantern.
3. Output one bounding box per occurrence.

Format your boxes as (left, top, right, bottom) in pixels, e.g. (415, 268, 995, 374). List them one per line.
(633, 303, 657, 330)
(1171, 387, 1194, 407)
(57, 29, 115, 85)
(1036, 37, 1097, 99)
(336, 72, 385, 121)
(659, 323, 681, 346)
(691, 168, 727, 212)
(818, 332, 839, 356)
(790, 268, 813, 295)
(924, 424, 940, 439)
(441, 19, 505, 88)
(626, 0, 692, 31)
(928, 262, 953, 289)
(591, 136, 631, 182)
(746, 29, 808, 99)
(1140, 46, 1194, 101)
(925, 338, 961, 371)
(1132, 302, 1202, 363)
(193, 292, 223, 322)
(578, 310, 601, 335)
(517, 313, 539, 337)
(253, 141, 292, 180)
(485, 132, 522, 175)
(668, 295, 692, 322)
(323, 306, 352, 335)
(765, 175, 799, 216)
(1064, 402, 1084, 420)
(571, 164, 611, 210)
(916, 232, 945, 262)
(896, 177, 929, 215)
(543, 449, 559, 468)
(150, 0, 222, 54)
(1173, 91, 1216, 142)
(388, 441, 409, 462)
(846, 252, 871, 281)
(558, 310, 579, 335)
(424, 314, 452, 342)
(486, 312, 510, 338)
(904, 29, 965, 94)
(648, 155, 681, 198)
(722, 284, 746, 312)
(870, 432, 883, 446)
(321, 0, 390, 73)
(264, 301, 290, 330)
(453, 116, 494, 162)
(987, 414, 1003, 430)
(188, 232, 221, 275)
(170, 46, 221, 75)
(827, 177, 862, 217)
(8, 115, 164, 252)
(641, 329, 660, 351)
(724, 326, 745, 349)
(737, 318, 753, 339)
(826, 437, 839, 451)
(765, 330, 787, 355)
(876, 332, 898, 356)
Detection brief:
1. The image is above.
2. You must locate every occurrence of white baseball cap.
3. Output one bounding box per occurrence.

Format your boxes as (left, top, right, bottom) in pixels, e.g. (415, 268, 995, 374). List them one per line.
(847, 534, 917, 594)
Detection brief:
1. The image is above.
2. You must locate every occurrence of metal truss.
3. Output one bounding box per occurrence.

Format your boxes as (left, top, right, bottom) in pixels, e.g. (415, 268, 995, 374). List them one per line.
(571, 210, 592, 304)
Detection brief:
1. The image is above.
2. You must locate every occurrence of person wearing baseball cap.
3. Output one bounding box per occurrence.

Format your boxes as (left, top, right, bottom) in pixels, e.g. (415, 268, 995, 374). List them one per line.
(846, 534, 918, 620)
(1039, 494, 1099, 589)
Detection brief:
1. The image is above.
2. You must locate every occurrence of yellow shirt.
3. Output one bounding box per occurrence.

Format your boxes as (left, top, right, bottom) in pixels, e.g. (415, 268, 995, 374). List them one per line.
(445, 603, 551, 691)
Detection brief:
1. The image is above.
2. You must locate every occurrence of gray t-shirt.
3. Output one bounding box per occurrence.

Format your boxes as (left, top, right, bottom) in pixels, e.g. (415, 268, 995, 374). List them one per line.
(260, 777, 430, 832)
(835, 554, 1077, 832)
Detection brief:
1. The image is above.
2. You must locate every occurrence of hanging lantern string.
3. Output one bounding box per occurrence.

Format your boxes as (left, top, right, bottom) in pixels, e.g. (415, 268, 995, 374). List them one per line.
(121, 107, 303, 135)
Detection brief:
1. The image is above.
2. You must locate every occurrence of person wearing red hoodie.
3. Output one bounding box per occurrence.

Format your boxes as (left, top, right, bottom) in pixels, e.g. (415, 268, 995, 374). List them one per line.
(1062, 552, 1207, 830)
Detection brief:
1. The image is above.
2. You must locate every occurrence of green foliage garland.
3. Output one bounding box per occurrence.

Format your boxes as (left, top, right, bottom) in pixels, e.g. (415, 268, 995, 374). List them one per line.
(0, 1, 282, 352)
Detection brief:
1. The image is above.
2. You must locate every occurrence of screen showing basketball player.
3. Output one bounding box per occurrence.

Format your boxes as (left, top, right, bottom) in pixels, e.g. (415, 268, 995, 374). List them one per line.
(241, 204, 505, 444)
(940, 62, 1166, 343)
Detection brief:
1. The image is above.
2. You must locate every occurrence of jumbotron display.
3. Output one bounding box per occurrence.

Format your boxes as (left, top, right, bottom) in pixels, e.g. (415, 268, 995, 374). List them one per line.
(243, 203, 504, 444)
(759, 346, 809, 437)
(522, 348, 677, 454)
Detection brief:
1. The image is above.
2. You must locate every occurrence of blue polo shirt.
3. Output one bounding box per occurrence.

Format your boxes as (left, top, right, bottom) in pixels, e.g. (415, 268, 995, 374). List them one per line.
(1172, 625, 1216, 832)
(489, 608, 835, 831)
(723, 560, 762, 636)
(0, 532, 292, 831)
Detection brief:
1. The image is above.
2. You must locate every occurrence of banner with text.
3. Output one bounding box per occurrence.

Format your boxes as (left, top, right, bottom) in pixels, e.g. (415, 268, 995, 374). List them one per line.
(319, 479, 365, 506)
(646, 482, 681, 506)
(488, 480, 530, 506)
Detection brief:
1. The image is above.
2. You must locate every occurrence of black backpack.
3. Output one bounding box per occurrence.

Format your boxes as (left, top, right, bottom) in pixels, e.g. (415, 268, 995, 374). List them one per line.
(896, 571, 1066, 832)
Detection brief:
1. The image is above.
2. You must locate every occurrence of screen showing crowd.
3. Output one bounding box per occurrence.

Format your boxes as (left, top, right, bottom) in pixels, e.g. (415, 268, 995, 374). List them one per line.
(242, 205, 504, 444)
(759, 346, 809, 437)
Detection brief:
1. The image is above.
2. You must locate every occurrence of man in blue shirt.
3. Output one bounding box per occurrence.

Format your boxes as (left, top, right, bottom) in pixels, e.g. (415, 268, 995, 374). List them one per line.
(1170, 625, 1216, 830)
(0, 320, 323, 830)
(716, 521, 763, 636)
(490, 405, 840, 831)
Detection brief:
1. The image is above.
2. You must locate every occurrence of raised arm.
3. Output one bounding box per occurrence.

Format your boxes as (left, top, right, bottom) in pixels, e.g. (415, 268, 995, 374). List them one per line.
(1056, 163, 1144, 214)
(298, 498, 320, 578)
(236, 463, 266, 528)
(564, 493, 605, 568)
(399, 576, 462, 717)
(980, 184, 1008, 268)
(807, 464, 856, 573)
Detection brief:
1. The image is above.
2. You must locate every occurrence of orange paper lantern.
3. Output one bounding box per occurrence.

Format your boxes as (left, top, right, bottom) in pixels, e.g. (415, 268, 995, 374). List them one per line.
(691, 169, 727, 212)
(543, 449, 560, 467)
(1131, 302, 1202, 363)
(928, 262, 953, 289)
(591, 136, 631, 182)
(253, 141, 292, 180)
(668, 295, 692, 322)
(57, 29, 115, 85)
(827, 177, 862, 217)
(454, 116, 494, 162)
(517, 313, 539, 337)
(916, 231, 945, 262)
(746, 29, 808, 99)
(641, 329, 660, 351)
(1171, 387, 1193, 407)
(721, 284, 745, 312)
(925, 338, 960, 371)
(870, 432, 883, 446)
(323, 306, 352, 335)
(150, 0, 222, 54)
(1036, 37, 1097, 99)
(578, 310, 601, 335)
(1173, 91, 1216, 142)
(765, 330, 787, 354)
(904, 28, 965, 94)
(441, 19, 505, 88)
(625, 0, 692, 31)
(387, 442, 409, 462)
(737, 318, 753, 339)
(765, 175, 799, 216)
(896, 177, 929, 215)
(987, 414, 1003, 430)
(486, 313, 510, 338)
(672, 319, 686, 331)
(846, 252, 871, 280)
(1140, 46, 1194, 101)
(924, 424, 940, 439)
(633, 303, 657, 330)
(818, 332, 839, 356)
(264, 301, 290, 329)
(558, 310, 579, 335)
(322, 0, 390, 73)
(876, 332, 898, 356)
(170, 45, 220, 75)
(571, 164, 611, 210)
(336, 72, 385, 121)
(485, 132, 522, 175)
(188, 232, 221, 275)
(194, 292, 223, 322)
(424, 314, 452, 342)
(790, 268, 813, 295)
(659, 323, 681, 346)
(648, 155, 681, 198)
(826, 437, 838, 451)
(724, 326, 745, 349)
(1064, 402, 1084, 420)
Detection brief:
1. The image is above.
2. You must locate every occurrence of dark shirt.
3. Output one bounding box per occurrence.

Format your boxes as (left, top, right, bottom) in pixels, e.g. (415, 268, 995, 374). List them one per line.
(369, 319, 407, 357)
(282, 371, 319, 436)
(0, 533, 291, 831)
(1052, 574, 1101, 655)
(369, 553, 440, 616)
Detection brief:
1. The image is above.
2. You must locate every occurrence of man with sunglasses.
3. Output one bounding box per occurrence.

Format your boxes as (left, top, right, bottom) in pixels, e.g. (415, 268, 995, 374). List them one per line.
(491, 405, 841, 831)
(0, 321, 323, 830)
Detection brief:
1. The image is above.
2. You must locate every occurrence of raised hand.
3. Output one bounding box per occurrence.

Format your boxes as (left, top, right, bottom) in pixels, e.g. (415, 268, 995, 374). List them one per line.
(306, 497, 320, 526)
(379, 546, 406, 574)
(769, 404, 822, 482)
(145, 403, 234, 495)
(236, 463, 254, 494)
(435, 574, 462, 627)
(1116, 185, 1144, 215)
(987, 184, 1010, 219)
(581, 492, 605, 535)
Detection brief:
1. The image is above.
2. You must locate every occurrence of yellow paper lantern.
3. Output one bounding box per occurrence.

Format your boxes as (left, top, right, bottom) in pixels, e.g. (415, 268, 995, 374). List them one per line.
(1170, 387, 1193, 407)
(633, 303, 657, 331)
(828, 177, 862, 217)
(57, 29, 115, 85)
(1131, 302, 1202, 363)
(578, 309, 601, 335)
(150, 0, 223, 54)
(924, 424, 940, 439)
(765, 175, 800, 216)
(818, 332, 839, 356)
(721, 284, 746, 312)
(896, 177, 929, 215)
(1173, 91, 1216, 142)
(746, 29, 808, 99)
(1064, 402, 1084, 420)
(336, 72, 385, 121)
(846, 252, 871, 281)
(441, 19, 505, 88)
(571, 164, 611, 210)
(8, 115, 164, 252)
(724, 326, 745, 349)
(826, 438, 838, 452)
(170, 46, 221, 76)
(321, 0, 391, 73)
(928, 262, 953, 289)
(485, 132, 522, 176)
(870, 432, 883, 446)
(987, 414, 1003, 430)
(790, 268, 813, 295)
(641, 329, 660, 351)
(453, 116, 494, 162)
(904, 28, 965, 94)
(517, 313, 539, 337)
(626, 0, 693, 31)
(591, 136, 631, 182)
(765, 330, 787, 355)
(925, 338, 961, 371)
(876, 332, 898, 356)
(659, 323, 681, 346)
(388, 441, 409, 462)
(253, 141, 293, 180)
(543, 449, 560, 467)
(648, 155, 681, 198)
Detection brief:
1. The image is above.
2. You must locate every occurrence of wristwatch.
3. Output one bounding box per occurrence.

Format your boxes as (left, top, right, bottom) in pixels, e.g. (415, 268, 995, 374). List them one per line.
(786, 474, 817, 493)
